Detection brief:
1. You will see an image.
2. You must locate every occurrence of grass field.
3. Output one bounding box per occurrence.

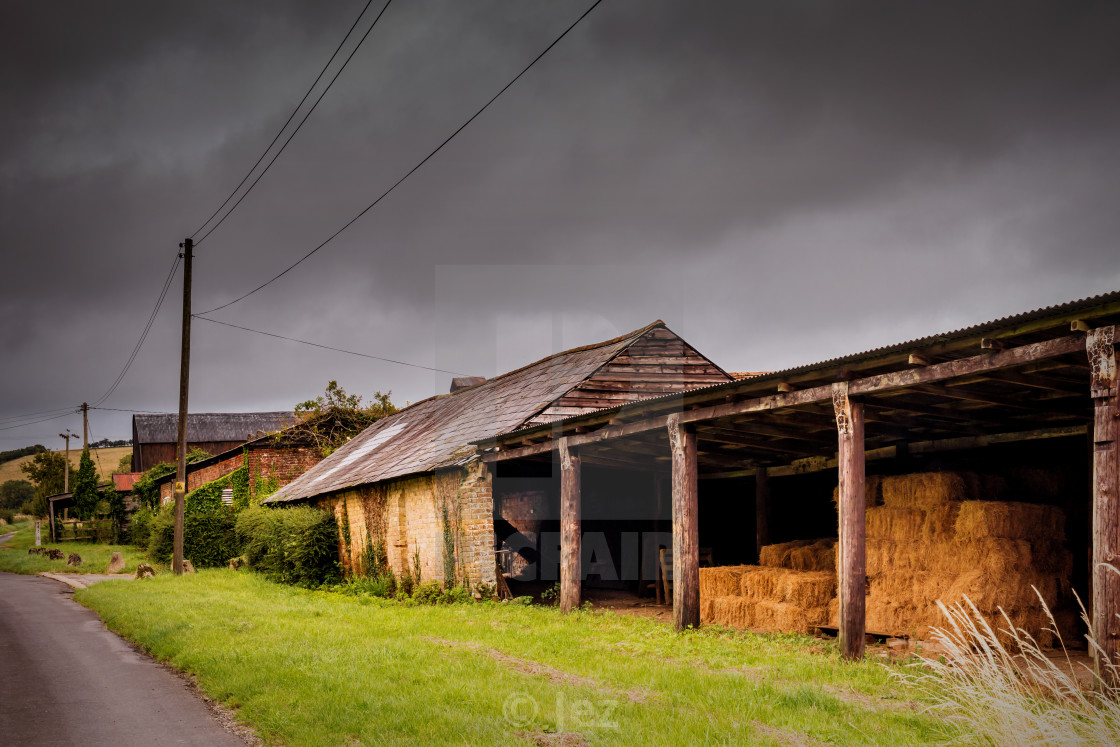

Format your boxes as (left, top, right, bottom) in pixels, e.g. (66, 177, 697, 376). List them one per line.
(0, 446, 133, 484)
(75, 570, 955, 746)
(0, 520, 158, 575)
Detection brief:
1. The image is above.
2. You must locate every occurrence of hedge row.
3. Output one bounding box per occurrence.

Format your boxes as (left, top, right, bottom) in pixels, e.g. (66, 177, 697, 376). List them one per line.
(149, 509, 238, 568)
(235, 506, 339, 586)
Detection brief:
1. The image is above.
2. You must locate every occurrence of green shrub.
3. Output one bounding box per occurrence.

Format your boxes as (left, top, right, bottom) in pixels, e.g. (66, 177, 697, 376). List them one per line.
(149, 508, 175, 560)
(412, 582, 443, 605)
(0, 508, 15, 525)
(443, 585, 472, 604)
(234, 506, 339, 587)
(130, 508, 155, 548)
(337, 575, 396, 598)
(149, 506, 237, 568)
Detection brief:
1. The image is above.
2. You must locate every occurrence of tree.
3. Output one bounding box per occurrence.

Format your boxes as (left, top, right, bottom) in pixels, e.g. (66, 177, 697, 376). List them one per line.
(20, 451, 75, 500)
(73, 448, 98, 520)
(292, 380, 397, 456)
(117, 453, 134, 473)
(0, 479, 34, 510)
(104, 484, 127, 542)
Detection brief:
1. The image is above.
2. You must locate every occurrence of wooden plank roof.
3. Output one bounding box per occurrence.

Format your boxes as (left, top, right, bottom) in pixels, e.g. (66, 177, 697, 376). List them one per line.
(132, 412, 298, 444)
(267, 321, 729, 502)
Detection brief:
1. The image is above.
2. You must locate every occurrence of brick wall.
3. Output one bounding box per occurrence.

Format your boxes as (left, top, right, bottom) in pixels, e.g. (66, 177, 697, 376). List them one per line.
(316, 461, 496, 588)
(159, 451, 245, 504)
(246, 444, 322, 493)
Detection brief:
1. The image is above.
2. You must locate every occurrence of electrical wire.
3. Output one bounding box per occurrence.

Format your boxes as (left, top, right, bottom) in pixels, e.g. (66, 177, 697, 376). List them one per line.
(0, 406, 81, 424)
(91, 252, 182, 408)
(196, 0, 603, 316)
(191, 0, 381, 240)
(0, 411, 78, 432)
(193, 314, 467, 375)
(192, 0, 394, 247)
(91, 407, 169, 415)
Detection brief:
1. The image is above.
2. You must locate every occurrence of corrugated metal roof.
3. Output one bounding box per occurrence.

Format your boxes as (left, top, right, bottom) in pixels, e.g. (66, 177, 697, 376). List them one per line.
(132, 412, 298, 444)
(112, 472, 142, 491)
(492, 289, 1120, 440)
(267, 321, 680, 503)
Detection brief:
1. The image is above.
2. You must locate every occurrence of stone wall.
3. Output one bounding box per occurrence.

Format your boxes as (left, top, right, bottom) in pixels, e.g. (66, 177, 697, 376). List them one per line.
(316, 461, 496, 588)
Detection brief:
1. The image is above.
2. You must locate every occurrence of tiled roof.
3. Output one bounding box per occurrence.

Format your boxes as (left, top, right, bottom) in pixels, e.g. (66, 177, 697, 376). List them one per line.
(132, 412, 298, 444)
(268, 321, 680, 502)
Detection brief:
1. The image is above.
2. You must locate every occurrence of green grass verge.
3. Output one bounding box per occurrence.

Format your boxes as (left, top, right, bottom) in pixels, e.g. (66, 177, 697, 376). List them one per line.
(76, 571, 955, 745)
(0, 520, 158, 575)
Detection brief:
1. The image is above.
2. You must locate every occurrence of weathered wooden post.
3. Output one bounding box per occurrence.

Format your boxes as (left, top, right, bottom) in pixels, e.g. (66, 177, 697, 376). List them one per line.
(755, 466, 770, 562)
(668, 414, 700, 631)
(559, 437, 581, 614)
(1088, 326, 1120, 680)
(833, 382, 867, 660)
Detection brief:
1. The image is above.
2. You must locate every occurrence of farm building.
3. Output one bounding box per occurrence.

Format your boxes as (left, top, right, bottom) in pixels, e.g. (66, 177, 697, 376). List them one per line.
(476, 291, 1120, 667)
(130, 412, 298, 472)
(150, 424, 327, 504)
(266, 321, 732, 588)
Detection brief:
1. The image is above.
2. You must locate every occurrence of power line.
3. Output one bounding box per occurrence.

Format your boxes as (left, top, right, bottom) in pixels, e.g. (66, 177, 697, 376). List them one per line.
(191, 0, 381, 239)
(197, 0, 603, 316)
(92, 252, 182, 408)
(91, 406, 168, 415)
(0, 406, 80, 424)
(192, 0, 394, 247)
(193, 314, 467, 375)
(0, 411, 78, 432)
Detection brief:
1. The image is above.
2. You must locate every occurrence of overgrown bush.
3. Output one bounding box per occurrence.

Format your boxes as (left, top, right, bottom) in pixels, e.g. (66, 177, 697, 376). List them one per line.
(0, 508, 15, 525)
(130, 508, 154, 548)
(336, 575, 396, 598)
(235, 506, 339, 587)
(149, 506, 238, 568)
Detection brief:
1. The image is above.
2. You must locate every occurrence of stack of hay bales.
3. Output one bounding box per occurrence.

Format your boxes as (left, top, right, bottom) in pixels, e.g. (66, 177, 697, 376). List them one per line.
(835, 471, 1075, 645)
(699, 471, 1075, 645)
(700, 565, 836, 633)
(700, 541, 837, 634)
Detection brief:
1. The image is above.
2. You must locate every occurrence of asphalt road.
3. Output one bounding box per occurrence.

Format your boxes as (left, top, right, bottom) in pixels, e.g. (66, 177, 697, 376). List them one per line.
(0, 572, 246, 746)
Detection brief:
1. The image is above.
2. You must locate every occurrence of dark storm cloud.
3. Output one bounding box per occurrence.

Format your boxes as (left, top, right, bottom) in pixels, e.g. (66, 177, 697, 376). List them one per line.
(2, 0, 1119, 446)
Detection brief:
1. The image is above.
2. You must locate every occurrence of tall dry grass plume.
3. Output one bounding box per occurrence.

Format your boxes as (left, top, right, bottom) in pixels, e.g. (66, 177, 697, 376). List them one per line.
(901, 579, 1120, 746)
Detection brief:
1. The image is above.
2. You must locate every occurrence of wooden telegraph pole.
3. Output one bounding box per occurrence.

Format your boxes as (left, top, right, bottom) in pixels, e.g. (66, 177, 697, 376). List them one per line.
(58, 429, 76, 493)
(173, 238, 193, 576)
(81, 402, 88, 449)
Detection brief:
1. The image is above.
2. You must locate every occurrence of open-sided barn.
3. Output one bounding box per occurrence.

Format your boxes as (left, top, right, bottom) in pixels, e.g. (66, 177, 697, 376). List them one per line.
(477, 291, 1120, 669)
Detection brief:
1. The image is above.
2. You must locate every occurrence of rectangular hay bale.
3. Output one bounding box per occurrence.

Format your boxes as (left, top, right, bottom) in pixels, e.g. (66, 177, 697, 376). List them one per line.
(954, 501, 1066, 542)
(880, 472, 970, 508)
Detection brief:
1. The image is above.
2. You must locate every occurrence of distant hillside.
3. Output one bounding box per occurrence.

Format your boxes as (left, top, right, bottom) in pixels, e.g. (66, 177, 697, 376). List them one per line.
(0, 446, 134, 486)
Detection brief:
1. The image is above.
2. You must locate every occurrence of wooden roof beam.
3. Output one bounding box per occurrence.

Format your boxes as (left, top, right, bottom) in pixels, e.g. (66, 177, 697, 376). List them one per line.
(482, 333, 1085, 462)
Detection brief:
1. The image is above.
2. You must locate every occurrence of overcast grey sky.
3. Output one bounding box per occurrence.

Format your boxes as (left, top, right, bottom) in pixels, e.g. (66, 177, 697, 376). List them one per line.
(2, 0, 1119, 449)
